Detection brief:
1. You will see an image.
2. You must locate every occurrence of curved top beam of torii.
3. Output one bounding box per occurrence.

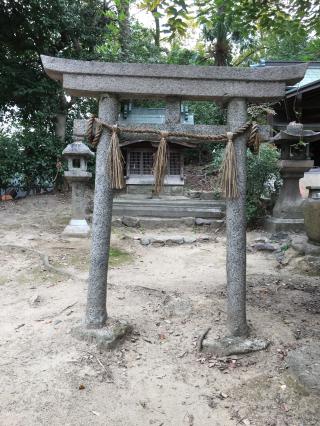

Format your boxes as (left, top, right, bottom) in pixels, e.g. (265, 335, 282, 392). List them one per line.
(41, 55, 308, 102)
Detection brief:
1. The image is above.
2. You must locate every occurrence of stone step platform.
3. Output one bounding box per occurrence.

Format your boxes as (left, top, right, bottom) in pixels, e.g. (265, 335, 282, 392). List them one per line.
(113, 197, 225, 219)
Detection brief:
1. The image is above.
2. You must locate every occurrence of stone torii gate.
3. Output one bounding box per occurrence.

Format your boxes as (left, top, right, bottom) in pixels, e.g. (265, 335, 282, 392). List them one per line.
(42, 56, 306, 353)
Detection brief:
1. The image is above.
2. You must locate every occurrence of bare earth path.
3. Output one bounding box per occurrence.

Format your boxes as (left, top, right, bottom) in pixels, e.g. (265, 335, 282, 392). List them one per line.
(0, 194, 319, 426)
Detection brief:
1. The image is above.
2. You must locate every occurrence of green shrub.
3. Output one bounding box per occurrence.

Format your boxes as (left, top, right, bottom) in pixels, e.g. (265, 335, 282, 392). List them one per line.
(211, 143, 280, 225)
(246, 144, 280, 224)
(0, 129, 65, 194)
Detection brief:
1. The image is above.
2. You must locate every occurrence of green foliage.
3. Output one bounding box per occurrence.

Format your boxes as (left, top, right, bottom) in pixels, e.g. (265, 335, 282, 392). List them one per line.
(0, 133, 20, 191)
(246, 144, 280, 224)
(0, 129, 64, 193)
(0, 0, 109, 121)
(186, 101, 226, 125)
(211, 144, 280, 225)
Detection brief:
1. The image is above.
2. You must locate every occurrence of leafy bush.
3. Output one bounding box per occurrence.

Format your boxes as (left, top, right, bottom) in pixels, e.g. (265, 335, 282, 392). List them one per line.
(211, 143, 280, 225)
(0, 129, 65, 194)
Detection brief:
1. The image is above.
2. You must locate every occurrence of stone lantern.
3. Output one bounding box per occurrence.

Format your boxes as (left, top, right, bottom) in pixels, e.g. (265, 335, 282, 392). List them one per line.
(266, 122, 320, 232)
(62, 137, 94, 237)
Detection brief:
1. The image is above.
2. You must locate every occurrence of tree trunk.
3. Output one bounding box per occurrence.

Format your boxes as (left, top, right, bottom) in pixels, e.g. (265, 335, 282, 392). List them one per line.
(152, 7, 160, 48)
(55, 113, 67, 142)
(117, 0, 131, 60)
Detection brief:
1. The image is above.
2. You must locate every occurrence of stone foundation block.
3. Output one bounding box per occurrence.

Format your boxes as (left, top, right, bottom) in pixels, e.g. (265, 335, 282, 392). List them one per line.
(72, 319, 131, 350)
(63, 219, 91, 237)
(201, 334, 270, 356)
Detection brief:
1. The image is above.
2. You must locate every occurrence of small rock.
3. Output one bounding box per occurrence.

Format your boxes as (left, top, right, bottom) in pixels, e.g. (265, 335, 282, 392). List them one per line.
(122, 216, 140, 228)
(195, 218, 214, 226)
(140, 237, 151, 246)
(29, 294, 41, 306)
(200, 191, 215, 200)
(271, 232, 289, 241)
(165, 236, 184, 245)
(112, 218, 123, 228)
(251, 242, 277, 252)
(183, 236, 197, 244)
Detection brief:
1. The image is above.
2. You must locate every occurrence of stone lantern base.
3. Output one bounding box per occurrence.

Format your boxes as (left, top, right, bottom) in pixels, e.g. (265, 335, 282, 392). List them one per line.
(63, 219, 91, 237)
(265, 159, 314, 233)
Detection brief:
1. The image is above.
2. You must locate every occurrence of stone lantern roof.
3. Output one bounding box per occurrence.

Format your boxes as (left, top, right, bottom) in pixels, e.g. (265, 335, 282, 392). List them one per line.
(62, 141, 94, 158)
(272, 122, 320, 143)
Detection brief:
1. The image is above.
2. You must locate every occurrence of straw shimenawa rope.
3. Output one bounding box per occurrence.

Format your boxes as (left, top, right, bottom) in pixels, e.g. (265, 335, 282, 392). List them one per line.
(109, 125, 125, 190)
(85, 116, 261, 198)
(153, 131, 169, 194)
(220, 132, 239, 199)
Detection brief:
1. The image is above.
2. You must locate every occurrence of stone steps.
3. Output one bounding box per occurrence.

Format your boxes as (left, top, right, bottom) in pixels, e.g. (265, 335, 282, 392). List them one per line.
(113, 198, 225, 219)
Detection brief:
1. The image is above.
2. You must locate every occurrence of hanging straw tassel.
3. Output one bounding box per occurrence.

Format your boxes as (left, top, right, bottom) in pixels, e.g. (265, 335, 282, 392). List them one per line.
(248, 121, 261, 155)
(86, 116, 95, 144)
(109, 125, 125, 189)
(153, 132, 169, 195)
(220, 132, 239, 199)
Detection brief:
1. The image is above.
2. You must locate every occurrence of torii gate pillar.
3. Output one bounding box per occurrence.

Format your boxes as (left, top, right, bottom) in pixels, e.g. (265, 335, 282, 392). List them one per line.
(226, 98, 248, 337)
(85, 94, 118, 328)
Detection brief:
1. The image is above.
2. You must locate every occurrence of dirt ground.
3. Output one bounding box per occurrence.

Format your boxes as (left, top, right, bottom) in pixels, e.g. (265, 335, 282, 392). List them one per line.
(0, 193, 319, 426)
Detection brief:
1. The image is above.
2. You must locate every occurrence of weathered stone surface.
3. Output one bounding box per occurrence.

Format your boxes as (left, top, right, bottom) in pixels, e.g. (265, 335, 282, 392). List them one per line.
(140, 237, 151, 246)
(291, 234, 320, 256)
(272, 160, 313, 220)
(287, 344, 320, 395)
(200, 191, 215, 200)
(251, 242, 277, 252)
(72, 319, 131, 350)
(183, 236, 197, 244)
(112, 218, 123, 228)
(121, 216, 140, 228)
(41, 55, 307, 101)
(195, 218, 215, 226)
(264, 216, 305, 233)
(188, 190, 201, 199)
(270, 232, 289, 242)
(304, 189, 320, 244)
(226, 98, 248, 337)
(63, 219, 91, 238)
(139, 217, 195, 229)
(165, 97, 181, 124)
(297, 255, 320, 276)
(85, 95, 119, 328)
(138, 235, 210, 246)
(62, 144, 92, 237)
(202, 335, 270, 356)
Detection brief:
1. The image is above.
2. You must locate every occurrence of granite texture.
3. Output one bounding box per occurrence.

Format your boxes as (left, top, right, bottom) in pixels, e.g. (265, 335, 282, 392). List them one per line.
(202, 335, 270, 356)
(304, 193, 320, 244)
(72, 319, 131, 350)
(165, 97, 181, 124)
(85, 95, 119, 328)
(41, 55, 307, 83)
(63, 219, 90, 237)
(63, 142, 93, 237)
(287, 344, 320, 395)
(226, 98, 248, 337)
(41, 55, 307, 100)
(272, 160, 314, 219)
